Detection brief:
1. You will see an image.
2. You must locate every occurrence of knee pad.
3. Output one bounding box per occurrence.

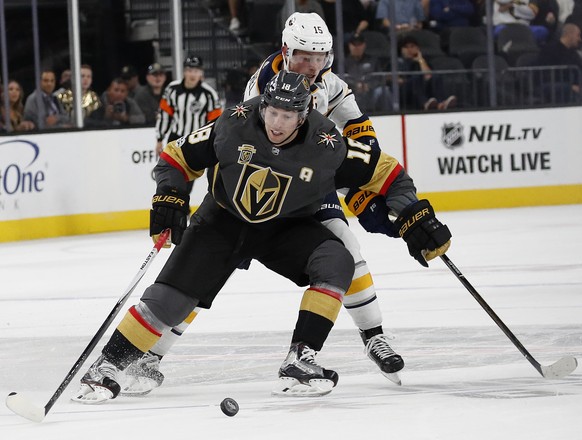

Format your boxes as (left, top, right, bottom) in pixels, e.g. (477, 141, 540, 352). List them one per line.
(141, 283, 199, 327)
(322, 218, 363, 263)
(306, 240, 355, 293)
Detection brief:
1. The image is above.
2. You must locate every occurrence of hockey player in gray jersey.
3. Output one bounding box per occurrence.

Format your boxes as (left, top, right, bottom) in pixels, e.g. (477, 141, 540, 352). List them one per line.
(123, 12, 411, 394)
(72, 71, 451, 403)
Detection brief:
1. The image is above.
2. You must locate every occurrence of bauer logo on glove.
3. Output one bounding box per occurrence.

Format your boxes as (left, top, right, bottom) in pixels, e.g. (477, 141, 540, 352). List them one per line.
(397, 206, 430, 237)
(394, 199, 451, 267)
(152, 194, 187, 207)
(150, 186, 190, 246)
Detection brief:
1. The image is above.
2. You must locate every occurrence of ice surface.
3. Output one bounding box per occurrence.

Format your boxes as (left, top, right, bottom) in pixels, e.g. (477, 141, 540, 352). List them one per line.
(1, 205, 581, 439)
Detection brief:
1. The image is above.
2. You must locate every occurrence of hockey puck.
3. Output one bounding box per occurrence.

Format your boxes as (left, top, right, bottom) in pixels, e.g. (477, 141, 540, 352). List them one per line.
(220, 397, 239, 417)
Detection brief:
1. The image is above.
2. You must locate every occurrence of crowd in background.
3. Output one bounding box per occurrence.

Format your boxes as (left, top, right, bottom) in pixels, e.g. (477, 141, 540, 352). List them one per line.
(2, 0, 582, 133)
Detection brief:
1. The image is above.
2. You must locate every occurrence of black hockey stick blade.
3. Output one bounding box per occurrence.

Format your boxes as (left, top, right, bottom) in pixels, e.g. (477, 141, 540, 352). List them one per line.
(6, 392, 45, 423)
(440, 254, 578, 380)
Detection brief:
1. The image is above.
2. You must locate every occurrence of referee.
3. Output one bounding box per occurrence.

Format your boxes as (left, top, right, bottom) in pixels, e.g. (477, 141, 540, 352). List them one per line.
(155, 54, 223, 155)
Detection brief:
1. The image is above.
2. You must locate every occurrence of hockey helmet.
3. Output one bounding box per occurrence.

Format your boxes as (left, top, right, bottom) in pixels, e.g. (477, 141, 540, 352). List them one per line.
(282, 12, 333, 67)
(260, 71, 312, 120)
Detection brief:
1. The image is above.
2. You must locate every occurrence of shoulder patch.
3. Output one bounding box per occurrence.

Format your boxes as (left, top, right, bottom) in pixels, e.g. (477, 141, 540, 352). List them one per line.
(317, 132, 339, 149)
(229, 104, 251, 119)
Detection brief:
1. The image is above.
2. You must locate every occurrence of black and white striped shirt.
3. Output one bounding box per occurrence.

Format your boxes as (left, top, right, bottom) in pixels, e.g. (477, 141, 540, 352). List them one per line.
(155, 79, 222, 142)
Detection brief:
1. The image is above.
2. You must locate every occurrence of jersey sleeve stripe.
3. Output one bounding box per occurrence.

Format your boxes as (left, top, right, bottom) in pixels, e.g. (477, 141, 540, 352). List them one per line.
(379, 162, 404, 195)
(359, 153, 403, 195)
(207, 108, 223, 122)
(160, 151, 190, 181)
(159, 98, 173, 116)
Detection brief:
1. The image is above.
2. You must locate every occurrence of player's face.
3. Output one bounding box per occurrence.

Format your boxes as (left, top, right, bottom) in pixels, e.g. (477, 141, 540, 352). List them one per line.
(287, 49, 328, 84)
(263, 106, 301, 145)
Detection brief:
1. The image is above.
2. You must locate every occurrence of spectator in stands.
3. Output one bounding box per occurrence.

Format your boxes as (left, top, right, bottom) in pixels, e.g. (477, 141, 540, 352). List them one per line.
(56, 64, 102, 122)
(320, 0, 376, 46)
(23, 69, 71, 130)
(55, 68, 71, 95)
(531, 0, 560, 40)
(537, 22, 582, 102)
(278, 0, 326, 30)
(120, 65, 143, 98)
(134, 62, 167, 126)
(87, 77, 145, 127)
(376, 0, 425, 34)
(344, 33, 392, 112)
(228, 0, 242, 31)
(565, 1, 582, 30)
(558, 0, 575, 24)
(397, 35, 457, 110)
(0, 79, 35, 132)
(295, 0, 326, 19)
(429, 0, 475, 33)
(493, 0, 550, 44)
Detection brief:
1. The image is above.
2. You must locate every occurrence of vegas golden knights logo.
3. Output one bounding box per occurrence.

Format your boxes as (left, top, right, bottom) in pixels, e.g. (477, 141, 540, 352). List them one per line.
(233, 164, 292, 222)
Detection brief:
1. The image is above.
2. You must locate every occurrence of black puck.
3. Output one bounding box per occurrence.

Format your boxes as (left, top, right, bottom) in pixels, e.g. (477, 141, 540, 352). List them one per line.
(220, 397, 239, 417)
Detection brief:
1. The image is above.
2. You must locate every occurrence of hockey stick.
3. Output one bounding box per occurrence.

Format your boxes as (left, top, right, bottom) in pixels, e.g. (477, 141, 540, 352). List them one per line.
(440, 254, 578, 380)
(5, 229, 171, 423)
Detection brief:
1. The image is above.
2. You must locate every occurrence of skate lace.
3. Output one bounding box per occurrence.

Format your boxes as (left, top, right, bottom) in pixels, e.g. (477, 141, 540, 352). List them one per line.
(91, 356, 119, 381)
(365, 334, 396, 360)
(139, 352, 161, 370)
(298, 346, 319, 365)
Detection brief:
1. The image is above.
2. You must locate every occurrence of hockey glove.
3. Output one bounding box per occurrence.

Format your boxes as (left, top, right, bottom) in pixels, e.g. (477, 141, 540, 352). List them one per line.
(150, 186, 190, 247)
(344, 189, 398, 237)
(394, 199, 451, 267)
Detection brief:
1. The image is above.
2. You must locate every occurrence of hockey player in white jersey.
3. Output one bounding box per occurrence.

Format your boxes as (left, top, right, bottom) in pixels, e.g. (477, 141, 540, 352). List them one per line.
(122, 12, 409, 395)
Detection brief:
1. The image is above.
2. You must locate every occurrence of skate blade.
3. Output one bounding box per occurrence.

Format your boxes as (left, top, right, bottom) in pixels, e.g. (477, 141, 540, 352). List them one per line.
(381, 371, 402, 386)
(271, 377, 335, 397)
(70, 383, 114, 405)
(120, 377, 157, 397)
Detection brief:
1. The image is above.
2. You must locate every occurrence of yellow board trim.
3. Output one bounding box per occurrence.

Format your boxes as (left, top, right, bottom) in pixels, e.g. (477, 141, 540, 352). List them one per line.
(1, 185, 581, 243)
(340, 184, 582, 215)
(0, 210, 150, 243)
(418, 184, 582, 212)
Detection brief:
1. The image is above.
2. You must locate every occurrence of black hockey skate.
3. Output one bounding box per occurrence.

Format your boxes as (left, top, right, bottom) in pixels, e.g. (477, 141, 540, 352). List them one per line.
(121, 351, 165, 396)
(273, 342, 339, 397)
(71, 354, 121, 404)
(360, 329, 404, 385)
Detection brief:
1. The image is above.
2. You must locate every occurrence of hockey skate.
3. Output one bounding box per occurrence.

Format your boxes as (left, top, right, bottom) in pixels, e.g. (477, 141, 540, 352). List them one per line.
(71, 354, 121, 404)
(361, 330, 404, 385)
(272, 342, 339, 397)
(121, 352, 165, 396)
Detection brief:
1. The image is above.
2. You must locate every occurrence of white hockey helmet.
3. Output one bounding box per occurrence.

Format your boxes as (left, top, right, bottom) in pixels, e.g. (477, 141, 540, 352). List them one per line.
(282, 12, 333, 58)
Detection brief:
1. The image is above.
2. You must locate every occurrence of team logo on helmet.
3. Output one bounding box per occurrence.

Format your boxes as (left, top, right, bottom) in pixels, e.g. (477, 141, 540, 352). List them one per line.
(234, 164, 292, 222)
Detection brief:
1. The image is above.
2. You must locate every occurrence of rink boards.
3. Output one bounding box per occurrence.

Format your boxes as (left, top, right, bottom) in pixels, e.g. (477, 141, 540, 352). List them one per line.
(1, 106, 581, 242)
